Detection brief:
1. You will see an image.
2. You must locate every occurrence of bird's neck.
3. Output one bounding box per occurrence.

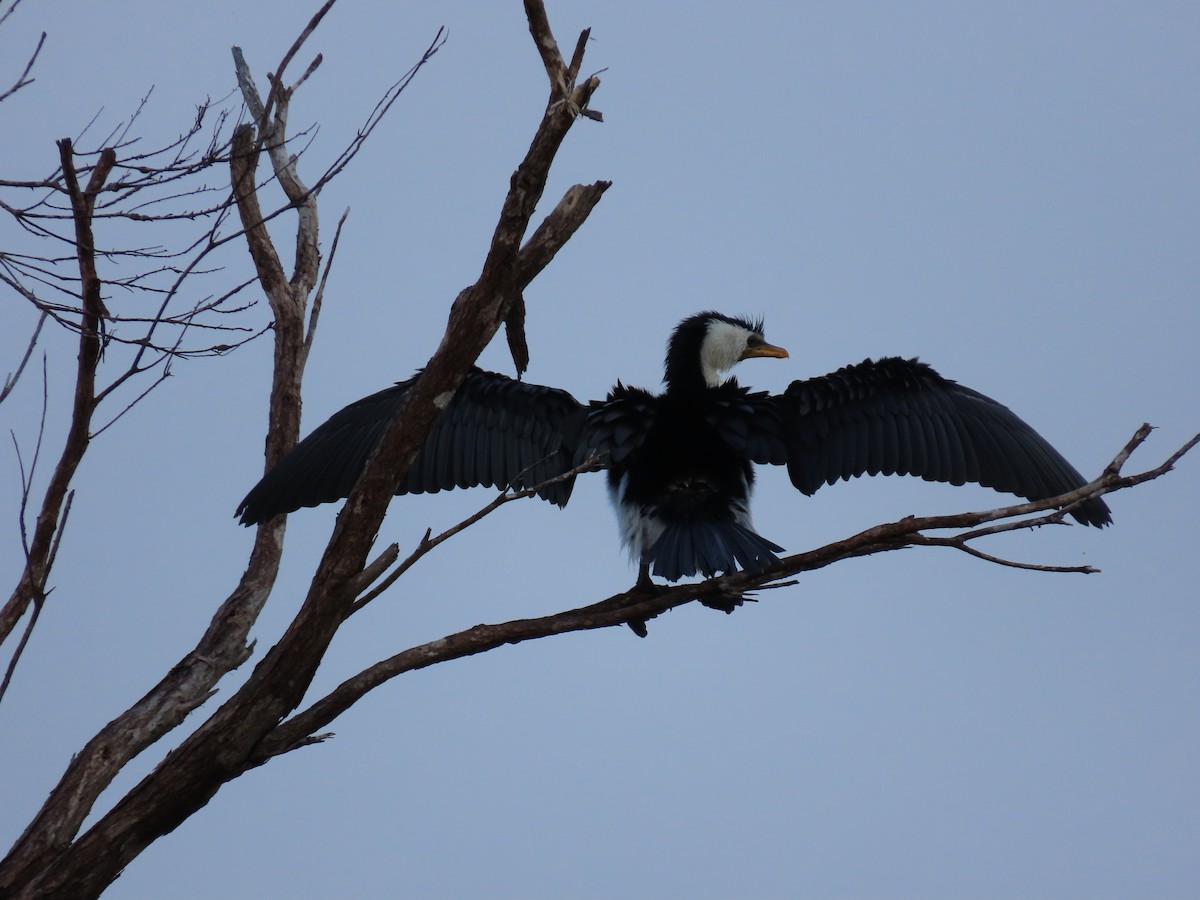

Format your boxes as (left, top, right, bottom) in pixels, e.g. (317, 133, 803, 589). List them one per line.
(665, 364, 706, 396)
(664, 366, 731, 400)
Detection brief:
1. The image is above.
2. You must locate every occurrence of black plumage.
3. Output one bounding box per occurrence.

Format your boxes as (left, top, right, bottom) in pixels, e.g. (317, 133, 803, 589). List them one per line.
(237, 369, 584, 518)
(237, 312, 1110, 583)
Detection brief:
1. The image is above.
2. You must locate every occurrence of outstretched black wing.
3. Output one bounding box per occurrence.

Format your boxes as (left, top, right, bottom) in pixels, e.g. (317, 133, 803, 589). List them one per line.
(776, 357, 1111, 526)
(237, 367, 586, 525)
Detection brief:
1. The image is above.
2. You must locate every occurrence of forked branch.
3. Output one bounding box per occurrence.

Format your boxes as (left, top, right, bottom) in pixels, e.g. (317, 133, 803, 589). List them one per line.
(0, 142, 115, 647)
(348, 455, 606, 615)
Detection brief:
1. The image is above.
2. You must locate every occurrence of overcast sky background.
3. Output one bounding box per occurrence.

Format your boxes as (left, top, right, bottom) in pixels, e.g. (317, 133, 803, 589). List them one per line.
(2, 1, 1198, 897)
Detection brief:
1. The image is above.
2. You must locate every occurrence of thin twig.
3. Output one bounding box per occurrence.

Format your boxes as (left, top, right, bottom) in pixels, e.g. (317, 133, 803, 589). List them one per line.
(260, 0, 338, 131)
(301, 206, 349, 367)
(949, 507, 1072, 542)
(349, 456, 603, 614)
(0, 29, 44, 104)
(307, 28, 446, 192)
(0, 311, 46, 404)
(914, 534, 1100, 574)
(0, 0, 28, 30)
(0, 590, 43, 703)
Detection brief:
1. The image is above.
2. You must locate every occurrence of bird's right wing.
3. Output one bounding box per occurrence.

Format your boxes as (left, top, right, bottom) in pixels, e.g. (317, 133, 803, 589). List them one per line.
(237, 367, 586, 525)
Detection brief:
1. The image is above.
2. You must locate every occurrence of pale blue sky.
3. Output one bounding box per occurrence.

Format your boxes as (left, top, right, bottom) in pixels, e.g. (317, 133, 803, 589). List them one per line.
(3, 2, 1198, 897)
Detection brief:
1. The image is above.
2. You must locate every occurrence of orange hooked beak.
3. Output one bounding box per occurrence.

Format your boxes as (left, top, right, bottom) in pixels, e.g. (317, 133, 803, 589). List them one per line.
(740, 342, 789, 361)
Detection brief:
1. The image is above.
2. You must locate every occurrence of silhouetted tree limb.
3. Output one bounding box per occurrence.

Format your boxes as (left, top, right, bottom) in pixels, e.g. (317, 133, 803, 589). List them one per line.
(0, 5, 42, 105)
(0, 2, 607, 897)
(348, 455, 607, 616)
(0, 358, 61, 704)
(0, 310, 44, 405)
(0, 142, 115, 648)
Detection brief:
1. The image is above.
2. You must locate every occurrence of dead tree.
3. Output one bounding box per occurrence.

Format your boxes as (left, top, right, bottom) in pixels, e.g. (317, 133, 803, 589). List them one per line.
(0, 1, 1194, 898)
(0, 1, 607, 895)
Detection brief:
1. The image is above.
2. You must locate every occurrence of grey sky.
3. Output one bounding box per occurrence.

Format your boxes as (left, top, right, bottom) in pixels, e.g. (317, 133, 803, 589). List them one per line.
(3, 1, 1197, 897)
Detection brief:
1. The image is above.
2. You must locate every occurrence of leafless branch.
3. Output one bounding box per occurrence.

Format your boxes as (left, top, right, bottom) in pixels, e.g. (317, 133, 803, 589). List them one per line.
(0, 587, 42, 703)
(349, 455, 605, 615)
(307, 28, 446, 192)
(0, 0, 26, 29)
(303, 206, 348, 365)
(0, 141, 116, 648)
(2, 96, 264, 383)
(257, 0, 337, 132)
(12, 355, 48, 558)
(0, 488, 68, 704)
(0, 310, 45, 404)
(0, 24, 43, 105)
(911, 522, 1100, 574)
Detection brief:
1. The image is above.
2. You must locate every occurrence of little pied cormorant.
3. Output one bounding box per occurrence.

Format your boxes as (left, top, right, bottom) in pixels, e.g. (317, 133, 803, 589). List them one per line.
(237, 312, 1111, 583)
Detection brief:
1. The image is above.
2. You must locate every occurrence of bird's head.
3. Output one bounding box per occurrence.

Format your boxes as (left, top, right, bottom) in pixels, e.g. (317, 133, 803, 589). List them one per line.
(665, 311, 789, 392)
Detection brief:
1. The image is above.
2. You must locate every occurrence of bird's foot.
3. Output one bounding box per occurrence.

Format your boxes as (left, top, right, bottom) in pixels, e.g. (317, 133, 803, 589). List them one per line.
(625, 565, 667, 636)
(699, 582, 756, 615)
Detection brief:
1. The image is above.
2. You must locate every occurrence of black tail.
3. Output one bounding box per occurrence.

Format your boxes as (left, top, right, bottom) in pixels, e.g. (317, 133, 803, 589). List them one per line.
(647, 521, 784, 582)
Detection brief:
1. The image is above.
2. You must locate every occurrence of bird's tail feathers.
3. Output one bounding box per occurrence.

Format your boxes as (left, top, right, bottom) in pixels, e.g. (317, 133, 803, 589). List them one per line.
(647, 521, 784, 582)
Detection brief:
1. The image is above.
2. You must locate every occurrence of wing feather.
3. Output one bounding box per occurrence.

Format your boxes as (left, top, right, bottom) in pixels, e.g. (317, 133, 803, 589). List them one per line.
(237, 368, 586, 524)
(777, 357, 1111, 526)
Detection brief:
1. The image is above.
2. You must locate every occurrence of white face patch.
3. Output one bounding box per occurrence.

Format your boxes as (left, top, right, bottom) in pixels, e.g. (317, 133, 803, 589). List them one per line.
(700, 320, 754, 387)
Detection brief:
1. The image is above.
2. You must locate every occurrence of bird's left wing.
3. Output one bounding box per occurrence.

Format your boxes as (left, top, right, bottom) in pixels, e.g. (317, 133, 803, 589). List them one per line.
(772, 357, 1111, 526)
